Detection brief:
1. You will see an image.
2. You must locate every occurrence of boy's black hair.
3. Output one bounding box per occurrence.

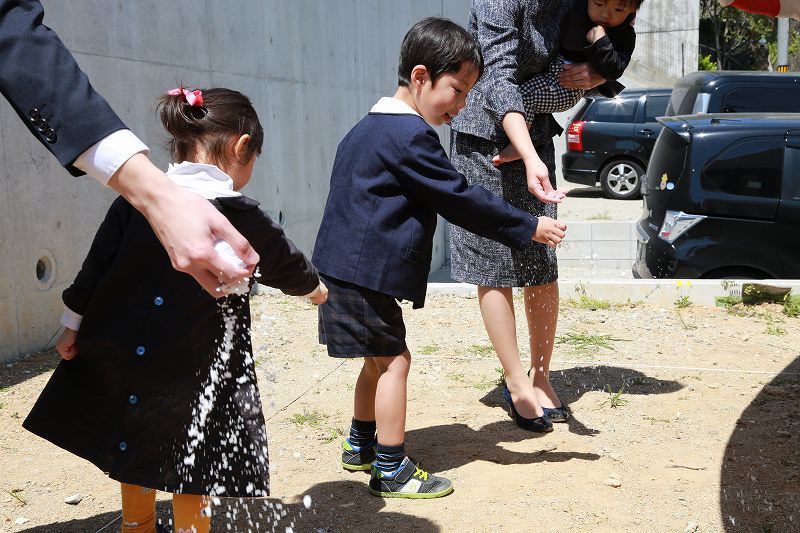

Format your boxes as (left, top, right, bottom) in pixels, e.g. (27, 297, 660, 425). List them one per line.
(397, 17, 483, 87)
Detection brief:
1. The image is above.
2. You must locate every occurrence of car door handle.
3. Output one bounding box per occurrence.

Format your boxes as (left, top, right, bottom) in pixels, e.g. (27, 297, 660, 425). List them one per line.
(638, 128, 654, 135)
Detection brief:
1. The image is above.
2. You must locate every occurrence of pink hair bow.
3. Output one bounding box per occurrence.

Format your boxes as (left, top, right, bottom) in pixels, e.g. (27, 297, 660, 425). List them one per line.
(168, 86, 204, 107)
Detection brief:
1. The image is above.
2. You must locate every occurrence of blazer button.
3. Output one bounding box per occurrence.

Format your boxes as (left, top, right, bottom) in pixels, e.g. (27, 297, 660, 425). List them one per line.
(35, 119, 48, 133)
(29, 108, 40, 122)
(119, 441, 128, 452)
(135, 346, 146, 356)
(45, 129, 57, 143)
(128, 394, 139, 405)
(154, 296, 164, 306)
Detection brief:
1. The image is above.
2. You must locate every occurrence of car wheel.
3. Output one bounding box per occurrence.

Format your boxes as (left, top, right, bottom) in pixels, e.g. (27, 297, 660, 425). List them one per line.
(600, 160, 643, 200)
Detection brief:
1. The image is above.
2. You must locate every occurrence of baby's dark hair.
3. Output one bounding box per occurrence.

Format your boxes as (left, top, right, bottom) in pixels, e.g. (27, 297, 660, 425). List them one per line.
(624, 0, 645, 9)
(157, 87, 264, 168)
(397, 17, 483, 87)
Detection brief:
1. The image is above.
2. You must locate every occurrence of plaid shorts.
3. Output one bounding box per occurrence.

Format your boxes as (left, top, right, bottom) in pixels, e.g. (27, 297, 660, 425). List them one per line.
(520, 57, 585, 116)
(317, 275, 407, 358)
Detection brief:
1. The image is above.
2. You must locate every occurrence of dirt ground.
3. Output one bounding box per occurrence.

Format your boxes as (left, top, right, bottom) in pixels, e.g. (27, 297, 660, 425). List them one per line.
(1, 292, 798, 533)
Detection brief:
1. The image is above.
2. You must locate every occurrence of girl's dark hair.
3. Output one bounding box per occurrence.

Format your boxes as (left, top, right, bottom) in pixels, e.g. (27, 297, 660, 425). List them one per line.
(157, 87, 264, 168)
(397, 17, 483, 87)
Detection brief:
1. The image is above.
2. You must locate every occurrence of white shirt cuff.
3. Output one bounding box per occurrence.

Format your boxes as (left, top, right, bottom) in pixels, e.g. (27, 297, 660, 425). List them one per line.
(60, 306, 83, 331)
(73, 129, 150, 186)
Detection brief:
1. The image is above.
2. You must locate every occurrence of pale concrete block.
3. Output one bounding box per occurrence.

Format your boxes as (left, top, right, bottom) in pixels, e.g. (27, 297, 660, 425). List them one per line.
(592, 241, 634, 261)
(563, 221, 592, 241)
(0, 296, 19, 362)
(15, 286, 62, 355)
(557, 241, 593, 261)
(591, 221, 634, 241)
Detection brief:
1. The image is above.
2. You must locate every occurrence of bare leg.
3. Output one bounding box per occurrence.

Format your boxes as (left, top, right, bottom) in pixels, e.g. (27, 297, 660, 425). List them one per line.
(477, 286, 544, 418)
(353, 358, 380, 422)
(523, 282, 562, 408)
(372, 351, 412, 445)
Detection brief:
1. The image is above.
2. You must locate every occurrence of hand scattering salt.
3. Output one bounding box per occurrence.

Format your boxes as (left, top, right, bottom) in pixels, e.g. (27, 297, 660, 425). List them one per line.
(213, 239, 249, 295)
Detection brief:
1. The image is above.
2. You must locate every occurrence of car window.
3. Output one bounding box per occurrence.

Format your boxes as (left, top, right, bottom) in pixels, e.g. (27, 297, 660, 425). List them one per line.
(721, 87, 800, 112)
(643, 95, 670, 123)
(701, 139, 783, 198)
(585, 98, 637, 123)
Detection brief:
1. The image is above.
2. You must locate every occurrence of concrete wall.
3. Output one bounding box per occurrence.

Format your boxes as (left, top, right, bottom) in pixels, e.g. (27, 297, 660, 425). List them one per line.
(0, 0, 470, 362)
(629, 1, 701, 84)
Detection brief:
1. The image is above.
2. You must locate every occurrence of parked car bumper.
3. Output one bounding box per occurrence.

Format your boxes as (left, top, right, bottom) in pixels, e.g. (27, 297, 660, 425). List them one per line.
(561, 152, 598, 186)
(632, 220, 704, 279)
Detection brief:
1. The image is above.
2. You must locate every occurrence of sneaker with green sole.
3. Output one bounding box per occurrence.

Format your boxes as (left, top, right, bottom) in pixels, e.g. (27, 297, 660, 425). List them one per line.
(369, 457, 453, 499)
(341, 439, 376, 472)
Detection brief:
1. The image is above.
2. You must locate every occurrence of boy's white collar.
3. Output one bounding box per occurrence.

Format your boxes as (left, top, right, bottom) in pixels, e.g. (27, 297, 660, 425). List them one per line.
(166, 161, 242, 199)
(370, 97, 421, 117)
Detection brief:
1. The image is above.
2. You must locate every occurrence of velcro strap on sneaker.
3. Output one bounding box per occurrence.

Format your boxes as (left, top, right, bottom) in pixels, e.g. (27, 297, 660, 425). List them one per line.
(394, 459, 417, 484)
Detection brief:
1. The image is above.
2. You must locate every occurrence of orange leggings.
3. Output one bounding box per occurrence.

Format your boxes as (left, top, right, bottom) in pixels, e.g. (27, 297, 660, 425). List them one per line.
(120, 483, 211, 533)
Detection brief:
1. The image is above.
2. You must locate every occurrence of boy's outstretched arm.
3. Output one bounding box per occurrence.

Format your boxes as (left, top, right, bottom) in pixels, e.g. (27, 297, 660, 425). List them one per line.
(396, 128, 566, 248)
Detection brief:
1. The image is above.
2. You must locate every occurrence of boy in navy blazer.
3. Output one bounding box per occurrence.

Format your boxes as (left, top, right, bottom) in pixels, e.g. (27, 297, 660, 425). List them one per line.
(313, 17, 567, 499)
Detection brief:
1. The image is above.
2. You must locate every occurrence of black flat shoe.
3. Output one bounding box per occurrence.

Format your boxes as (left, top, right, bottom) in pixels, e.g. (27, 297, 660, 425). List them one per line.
(542, 405, 570, 422)
(527, 369, 569, 422)
(502, 387, 553, 432)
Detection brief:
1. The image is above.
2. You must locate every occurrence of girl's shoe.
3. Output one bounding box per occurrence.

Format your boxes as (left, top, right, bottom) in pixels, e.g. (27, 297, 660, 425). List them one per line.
(369, 457, 453, 499)
(502, 387, 553, 433)
(528, 368, 569, 423)
(341, 439, 376, 472)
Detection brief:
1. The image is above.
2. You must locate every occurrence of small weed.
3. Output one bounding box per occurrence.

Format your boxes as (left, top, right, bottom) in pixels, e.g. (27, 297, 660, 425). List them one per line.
(587, 211, 611, 221)
(676, 309, 697, 330)
(643, 416, 671, 424)
(448, 373, 466, 383)
(783, 294, 800, 318)
(715, 295, 742, 308)
(496, 367, 507, 387)
(557, 332, 619, 351)
(765, 315, 787, 336)
(605, 384, 627, 408)
(674, 295, 692, 309)
(472, 380, 495, 391)
(320, 426, 343, 444)
(566, 295, 612, 310)
(469, 344, 495, 356)
(4, 488, 26, 506)
(419, 344, 440, 355)
(290, 409, 327, 427)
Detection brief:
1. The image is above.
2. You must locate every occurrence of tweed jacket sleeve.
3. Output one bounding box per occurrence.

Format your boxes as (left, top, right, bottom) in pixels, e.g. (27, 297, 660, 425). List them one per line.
(471, 0, 526, 124)
(62, 197, 132, 316)
(0, 0, 126, 176)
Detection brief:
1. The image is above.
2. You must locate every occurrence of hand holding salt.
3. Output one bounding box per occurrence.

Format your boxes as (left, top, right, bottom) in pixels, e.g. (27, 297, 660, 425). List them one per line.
(214, 239, 250, 295)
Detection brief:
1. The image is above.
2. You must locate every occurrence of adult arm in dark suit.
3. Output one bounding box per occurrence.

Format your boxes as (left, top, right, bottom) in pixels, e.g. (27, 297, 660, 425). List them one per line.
(0, 0, 258, 295)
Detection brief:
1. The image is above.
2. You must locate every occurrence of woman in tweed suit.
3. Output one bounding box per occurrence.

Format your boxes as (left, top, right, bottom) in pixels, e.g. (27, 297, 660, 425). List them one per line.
(449, 0, 604, 426)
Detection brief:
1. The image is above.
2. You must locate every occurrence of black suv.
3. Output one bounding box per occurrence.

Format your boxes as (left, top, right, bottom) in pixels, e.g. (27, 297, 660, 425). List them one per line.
(633, 113, 800, 279)
(666, 70, 800, 116)
(562, 88, 671, 200)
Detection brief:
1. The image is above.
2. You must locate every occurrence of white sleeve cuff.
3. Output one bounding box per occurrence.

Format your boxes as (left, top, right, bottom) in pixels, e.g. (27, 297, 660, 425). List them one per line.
(73, 129, 150, 186)
(60, 306, 83, 331)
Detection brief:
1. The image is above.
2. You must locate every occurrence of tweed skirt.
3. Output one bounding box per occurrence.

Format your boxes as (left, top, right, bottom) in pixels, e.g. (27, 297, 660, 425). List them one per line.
(449, 131, 558, 287)
(318, 274, 407, 358)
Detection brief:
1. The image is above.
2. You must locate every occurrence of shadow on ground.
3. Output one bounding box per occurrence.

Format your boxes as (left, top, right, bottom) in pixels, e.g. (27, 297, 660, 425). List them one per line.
(1, 349, 60, 390)
(565, 186, 603, 198)
(479, 365, 684, 436)
(20, 501, 171, 533)
(720, 355, 800, 532)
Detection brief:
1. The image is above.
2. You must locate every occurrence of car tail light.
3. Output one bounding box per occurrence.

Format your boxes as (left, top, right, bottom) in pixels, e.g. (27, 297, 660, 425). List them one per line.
(658, 210, 706, 243)
(567, 121, 585, 151)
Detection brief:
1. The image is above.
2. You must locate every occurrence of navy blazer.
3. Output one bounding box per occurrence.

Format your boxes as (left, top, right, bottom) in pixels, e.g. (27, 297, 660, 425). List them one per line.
(0, 0, 125, 176)
(313, 110, 539, 308)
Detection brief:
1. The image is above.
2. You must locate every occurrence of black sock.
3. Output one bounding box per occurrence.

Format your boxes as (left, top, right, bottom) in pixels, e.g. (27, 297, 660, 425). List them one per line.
(347, 418, 376, 449)
(375, 442, 405, 476)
